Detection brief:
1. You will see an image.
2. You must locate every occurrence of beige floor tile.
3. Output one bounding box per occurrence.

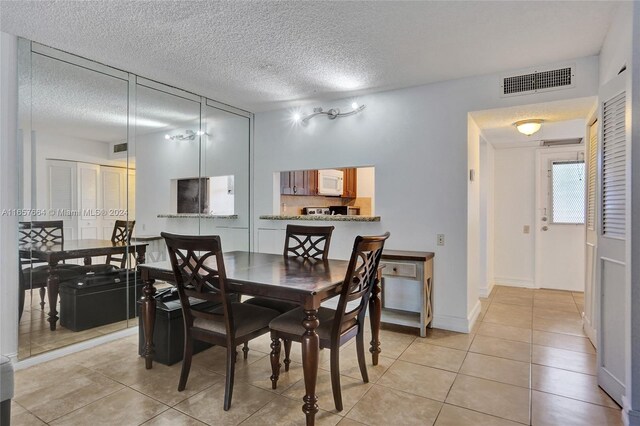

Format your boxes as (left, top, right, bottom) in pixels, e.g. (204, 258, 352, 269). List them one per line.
(494, 286, 533, 297)
(283, 368, 372, 415)
(59, 337, 139, 368)
(487, 303, 533, 316)
(469, 335, 531, 362)
(142, 408, 208, 425)
(534, 290, 575, 301)
(459, 353, 530, 388)
(337, 418, 368, 426)
(445, 375, 530, 424)
(175, 381, 277, 425)
(492, 293, 534, 307)
(236, 355, 304, 394)
(241, 394, 342, 425)
(15, 362, 125, 423)
(531, 365, 619, 409)
(399, 340, 467, 372)
(532, 316, 586, 337)
(435, 404, 524, 426)
(50, 388, 168, 425)
(476, 322, 532, 344)
(319, 349, 394, 384)
(346, 385, 442, 426)
(189, 345, 267, 376)
(10, 401, 47, 426)
(482, 310, 532, 329)
(532, 330, 595, 354)
(531, 390, 623, 426)
(532, 345, 596, 375)
(364, 328, 416, 359)
(533, 307, 582, 321)
(533, 297, 578, 310)
(377, 360, 456, 402)
(424, 328, 475, 351)
(130, 363, 223, 406)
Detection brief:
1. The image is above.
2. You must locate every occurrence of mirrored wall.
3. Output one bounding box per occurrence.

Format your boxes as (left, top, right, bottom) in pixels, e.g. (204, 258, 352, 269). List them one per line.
(17, 40, 251, 359)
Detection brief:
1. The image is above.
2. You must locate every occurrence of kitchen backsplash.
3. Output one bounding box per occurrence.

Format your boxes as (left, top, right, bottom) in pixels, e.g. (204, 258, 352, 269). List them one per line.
(280, 195, 372, 216)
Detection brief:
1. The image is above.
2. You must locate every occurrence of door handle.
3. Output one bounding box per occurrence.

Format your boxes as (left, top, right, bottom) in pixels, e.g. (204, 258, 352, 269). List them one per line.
(541, 226, 549, 231)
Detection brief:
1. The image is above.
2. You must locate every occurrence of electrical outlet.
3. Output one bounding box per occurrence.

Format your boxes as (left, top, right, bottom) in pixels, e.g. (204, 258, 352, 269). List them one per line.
(523, 225, 530, 234)
(437, 234, 445, 246)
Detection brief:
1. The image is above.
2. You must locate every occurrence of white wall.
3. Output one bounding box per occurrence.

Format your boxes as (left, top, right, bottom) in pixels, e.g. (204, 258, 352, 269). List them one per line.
(493, 146, 537, 287)
(479, 137, 495, 297)
(0, 32, 19, 358)
(467, 117, 481, 321)
(255, 55, 600, 332)
(599, 2, 633, 86)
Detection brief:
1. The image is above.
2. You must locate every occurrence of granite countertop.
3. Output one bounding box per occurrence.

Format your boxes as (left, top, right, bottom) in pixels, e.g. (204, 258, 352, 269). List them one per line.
(259, 215, 380, 222)
(157, 214, 238, 219)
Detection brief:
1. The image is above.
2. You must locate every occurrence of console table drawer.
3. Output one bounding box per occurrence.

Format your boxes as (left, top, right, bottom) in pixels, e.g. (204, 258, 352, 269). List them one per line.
(380, 261, 417, 278)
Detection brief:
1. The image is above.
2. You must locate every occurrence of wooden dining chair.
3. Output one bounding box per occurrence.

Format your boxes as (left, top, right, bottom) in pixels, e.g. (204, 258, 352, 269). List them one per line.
(106, 220, 135, 268)
(268, 232, 389, 411)
(244, 224, 335, 363)
(18, 221, 86, 311)
(161, 232, 280, 411)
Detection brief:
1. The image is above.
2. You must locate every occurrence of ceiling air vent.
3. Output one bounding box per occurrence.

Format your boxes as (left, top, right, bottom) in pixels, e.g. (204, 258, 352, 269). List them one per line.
(541, 138, 583, 147)
(113, 142, 128, 153)
(501, 65, 575, 97)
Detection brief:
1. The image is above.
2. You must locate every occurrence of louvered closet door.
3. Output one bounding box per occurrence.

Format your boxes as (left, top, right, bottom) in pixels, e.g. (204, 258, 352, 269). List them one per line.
(596, 74, 629, 406)
(583, 120, 598, 346)
(47, 160, 78, 239)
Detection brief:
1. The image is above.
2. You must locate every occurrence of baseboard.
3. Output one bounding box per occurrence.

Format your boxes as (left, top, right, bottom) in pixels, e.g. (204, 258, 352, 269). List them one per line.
(493, 277, 535, 289)
(433, 300, 480, 334)
(582, 314, 597, 349)
(14, 327, 137, 370)
(479, 280, 496, 298)
(622, 396, 640, 426)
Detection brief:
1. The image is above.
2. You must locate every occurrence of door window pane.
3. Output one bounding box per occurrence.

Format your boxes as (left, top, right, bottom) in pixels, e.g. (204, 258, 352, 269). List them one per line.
(551, 161, 585, 224)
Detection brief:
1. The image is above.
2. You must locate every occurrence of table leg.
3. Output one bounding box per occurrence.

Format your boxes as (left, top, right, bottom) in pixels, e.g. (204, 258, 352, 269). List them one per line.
(301, 308, 319, 426)
(83, 256, 92, 266)
(369, 277, 382, 365)
(140, 268, 156, 369)
(46, 262, 60, 331)
(136, 246, 146, 265)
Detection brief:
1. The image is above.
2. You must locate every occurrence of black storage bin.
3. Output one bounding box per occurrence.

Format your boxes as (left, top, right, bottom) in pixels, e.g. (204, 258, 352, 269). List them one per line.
(59, 269, 143, 332)
(137, 293, 218, 366)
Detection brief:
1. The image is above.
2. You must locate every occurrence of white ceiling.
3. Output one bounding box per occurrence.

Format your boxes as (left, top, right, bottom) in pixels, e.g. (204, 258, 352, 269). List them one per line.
(1, 1, 621, 112)
(471, 96, 597, 148)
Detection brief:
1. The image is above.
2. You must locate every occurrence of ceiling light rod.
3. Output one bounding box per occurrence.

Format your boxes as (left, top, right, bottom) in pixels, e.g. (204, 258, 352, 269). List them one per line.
(299, 103, 366, 123)
(164, 129, 206, 141)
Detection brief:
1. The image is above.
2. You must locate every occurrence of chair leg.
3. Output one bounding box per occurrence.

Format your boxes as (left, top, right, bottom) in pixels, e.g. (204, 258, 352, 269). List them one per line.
(242, 342, 249, 360)
(330, 347, 343, 412)
(224, 345, 237, 411)
(356, 329, 369, 383)
(39, 287, 46, 310)
(269, 336, 282, 390)
(178, 333, 193, 392)
(283, 339, 292, 372)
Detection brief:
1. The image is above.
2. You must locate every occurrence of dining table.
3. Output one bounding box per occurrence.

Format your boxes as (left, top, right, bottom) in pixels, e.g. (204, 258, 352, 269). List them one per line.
(138, 251, 383, 426)
(19, 239, 148, 330)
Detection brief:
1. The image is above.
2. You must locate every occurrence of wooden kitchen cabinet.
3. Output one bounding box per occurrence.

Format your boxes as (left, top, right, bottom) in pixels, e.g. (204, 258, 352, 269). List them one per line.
(341, 168, 357, 198)
(379, 250, 434, 337)
(280, 170, 318, 195)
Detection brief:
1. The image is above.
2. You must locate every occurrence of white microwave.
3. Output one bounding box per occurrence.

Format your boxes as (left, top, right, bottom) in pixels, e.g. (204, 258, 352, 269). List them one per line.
(317, 169, 344, 196)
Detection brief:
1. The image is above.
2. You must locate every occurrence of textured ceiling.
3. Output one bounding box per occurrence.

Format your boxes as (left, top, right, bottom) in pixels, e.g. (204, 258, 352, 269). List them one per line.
(1, 1, 620, 112)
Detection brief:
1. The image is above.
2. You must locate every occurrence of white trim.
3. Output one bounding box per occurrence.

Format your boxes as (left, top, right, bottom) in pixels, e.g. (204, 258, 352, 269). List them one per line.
(623, 396, 640, 426)
(583, 313, 598, 349)
(433, 300, 481, 334)
(493, 277, 535, 288)
(479, 280, 496, 298)
(14, 327, 137, 370)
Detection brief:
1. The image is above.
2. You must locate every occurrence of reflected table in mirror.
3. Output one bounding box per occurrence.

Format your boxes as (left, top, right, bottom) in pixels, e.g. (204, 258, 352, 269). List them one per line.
(138, 251, 383, 426)
(19, 239, 147, 330)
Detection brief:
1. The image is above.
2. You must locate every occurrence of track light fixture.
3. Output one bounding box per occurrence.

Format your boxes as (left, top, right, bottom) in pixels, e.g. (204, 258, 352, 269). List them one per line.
(294, 102, 366, 123)
(164, 130, 206, 141)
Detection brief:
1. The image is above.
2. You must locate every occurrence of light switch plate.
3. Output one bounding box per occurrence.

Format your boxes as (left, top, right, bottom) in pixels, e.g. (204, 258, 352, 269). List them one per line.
(523, 225, 530, 234)
(437, 234, 445, 246)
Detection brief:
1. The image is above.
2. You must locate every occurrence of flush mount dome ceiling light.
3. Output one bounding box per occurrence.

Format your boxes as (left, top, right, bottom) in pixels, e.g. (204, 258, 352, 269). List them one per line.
(514, 119, 543, 136)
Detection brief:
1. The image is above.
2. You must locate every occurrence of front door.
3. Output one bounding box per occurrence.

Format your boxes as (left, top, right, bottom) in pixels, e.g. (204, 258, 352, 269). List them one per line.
(535, 146, 586, 291)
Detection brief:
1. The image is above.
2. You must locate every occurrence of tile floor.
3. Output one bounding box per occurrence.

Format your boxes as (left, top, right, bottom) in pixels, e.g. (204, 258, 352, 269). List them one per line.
(11, 286, 623, 425)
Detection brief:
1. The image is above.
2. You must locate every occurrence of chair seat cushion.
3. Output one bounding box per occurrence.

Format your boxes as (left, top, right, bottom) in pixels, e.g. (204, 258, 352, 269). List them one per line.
(269, 307, 356, 341)
(193, 303, 280, 338)
(243, 297, 299, 314)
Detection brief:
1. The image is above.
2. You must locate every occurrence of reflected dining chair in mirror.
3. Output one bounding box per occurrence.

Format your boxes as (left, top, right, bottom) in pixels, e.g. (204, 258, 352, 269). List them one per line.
(244, 224, 335, 363)
(268, 232, 389, 411)
(162, 232, 280, 410)
(18, 221, 87, 319)
(85, 220, 135, 271)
